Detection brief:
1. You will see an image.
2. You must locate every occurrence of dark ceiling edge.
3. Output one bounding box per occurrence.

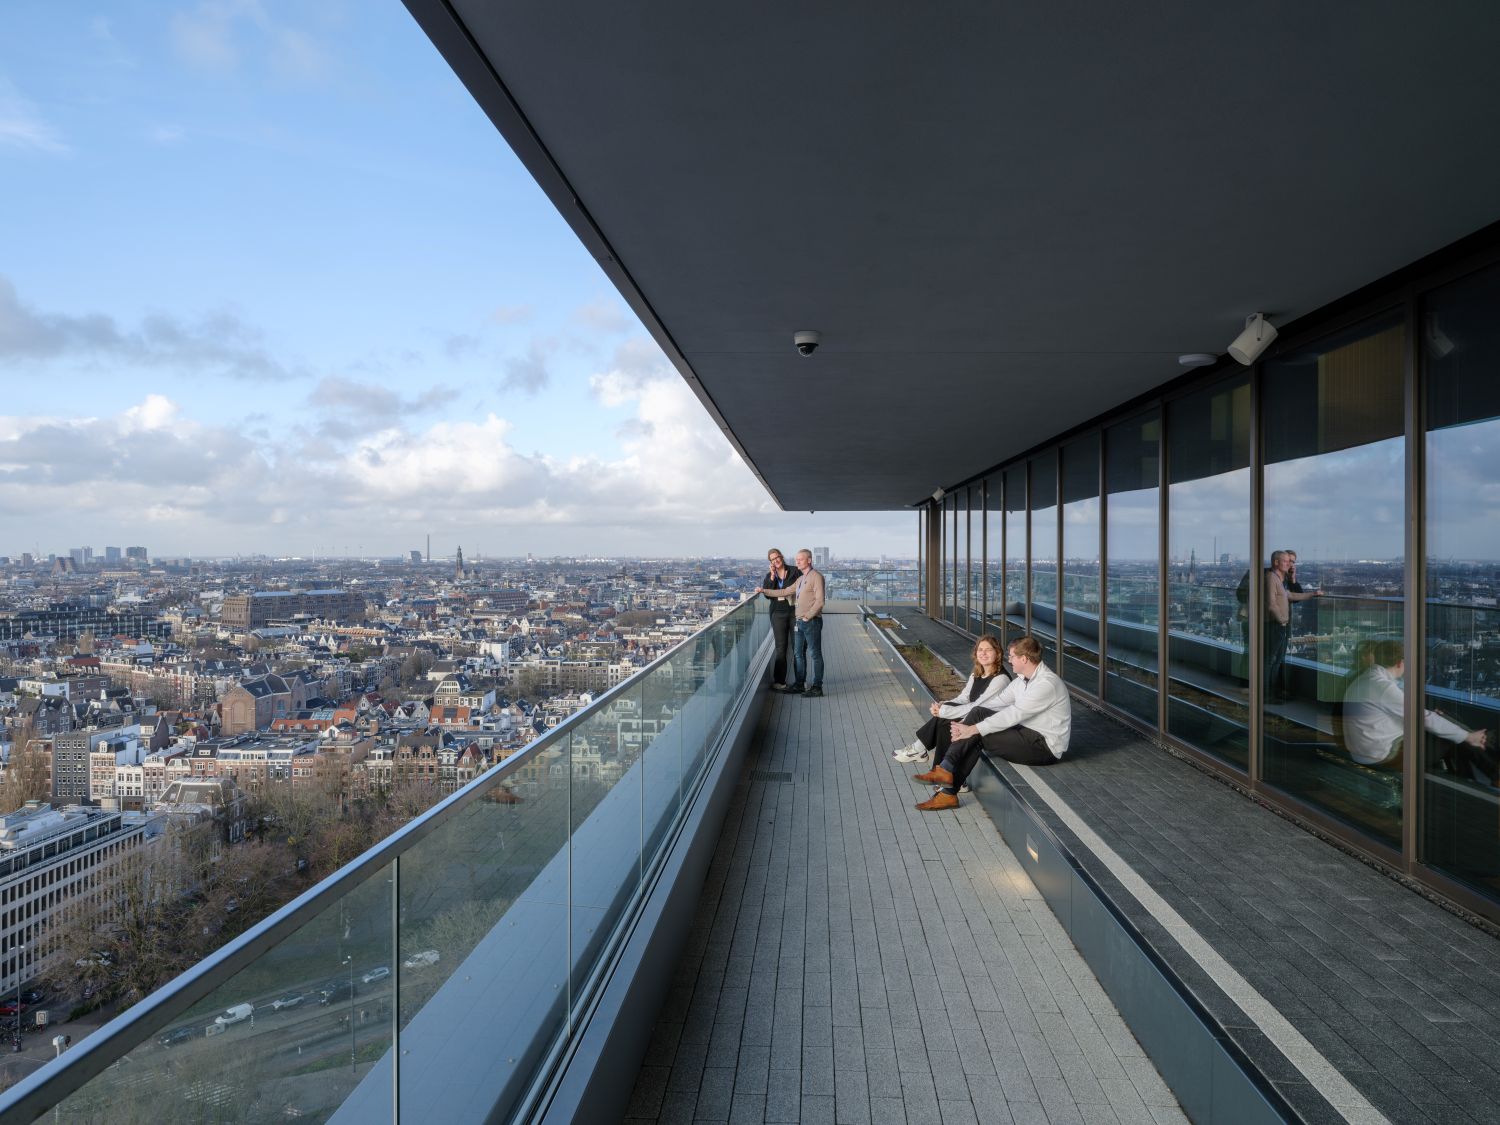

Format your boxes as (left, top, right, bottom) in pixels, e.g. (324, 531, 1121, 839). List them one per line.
(915, 217, 1500, 511)
(399, 0, 787, 510)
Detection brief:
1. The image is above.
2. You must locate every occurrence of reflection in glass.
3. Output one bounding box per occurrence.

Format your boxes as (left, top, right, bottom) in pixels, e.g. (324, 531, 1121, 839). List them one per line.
(1004, 465, 1027, 647)
(1105, 411, 1161, 726)
(1166, 377, 1251, 769)
(1261, 314, 1405, 847)
(985, 476, 1003, 634)
(1423, 266, 1500, 901)
(1061, 436, 1101, 691)
(966, 484, 982, 634)
(1029, 452, 1059, 665)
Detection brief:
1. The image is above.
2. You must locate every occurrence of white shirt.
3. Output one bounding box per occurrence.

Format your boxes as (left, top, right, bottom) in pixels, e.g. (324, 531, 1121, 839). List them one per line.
(936, 672, 1012, 719)
(1342, 664, 1468, 765)
(973, 661, 1072, 757)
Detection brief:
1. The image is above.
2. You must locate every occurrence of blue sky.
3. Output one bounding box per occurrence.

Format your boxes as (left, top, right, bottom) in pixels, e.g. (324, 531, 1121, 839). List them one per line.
(0, 2, 913, 560)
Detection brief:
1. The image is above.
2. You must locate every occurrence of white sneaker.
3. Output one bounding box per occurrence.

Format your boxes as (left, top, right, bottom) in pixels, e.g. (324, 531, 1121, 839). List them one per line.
(893, 741, 927, 763)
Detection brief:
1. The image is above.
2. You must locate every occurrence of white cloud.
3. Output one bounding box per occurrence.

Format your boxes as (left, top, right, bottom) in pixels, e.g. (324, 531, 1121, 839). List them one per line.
(169, 2, 328, 81)
(148, 124, 186, 145)
(499, 341, 554, 394)
(570, 296, 631, 335)
(490, 304, 533, 326)
(0, 79, 68, 154)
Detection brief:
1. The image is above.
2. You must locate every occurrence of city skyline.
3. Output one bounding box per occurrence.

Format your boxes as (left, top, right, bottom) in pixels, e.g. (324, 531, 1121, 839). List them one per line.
(0, 4, 913, 558)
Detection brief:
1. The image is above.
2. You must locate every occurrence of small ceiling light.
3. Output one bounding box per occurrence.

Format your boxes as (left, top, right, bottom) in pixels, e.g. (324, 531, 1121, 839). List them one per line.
(1178, 353, 1217, 368)
(1228, 313, 1277, 365)
(931, 488, 944, 502)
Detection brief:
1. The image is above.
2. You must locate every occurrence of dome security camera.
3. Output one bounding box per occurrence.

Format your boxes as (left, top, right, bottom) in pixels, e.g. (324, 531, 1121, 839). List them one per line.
(794, 330, 820, 357)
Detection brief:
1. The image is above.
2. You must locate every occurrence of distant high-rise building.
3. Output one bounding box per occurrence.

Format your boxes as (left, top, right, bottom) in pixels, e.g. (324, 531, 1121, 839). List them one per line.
(20, 552, 33, 567)
(69, 547, 86, 566)
(813, 547, 830, 569)
(125, 546, 148, 563)
(410, 550, 423, 565)
(104, 546, 122, 564)
(455, 546, 465, 580)
(220, 589, 367, 629)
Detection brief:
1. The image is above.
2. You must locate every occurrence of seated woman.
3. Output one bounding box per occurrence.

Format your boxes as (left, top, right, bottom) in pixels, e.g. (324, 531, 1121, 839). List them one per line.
(893, 635, 1010, 777)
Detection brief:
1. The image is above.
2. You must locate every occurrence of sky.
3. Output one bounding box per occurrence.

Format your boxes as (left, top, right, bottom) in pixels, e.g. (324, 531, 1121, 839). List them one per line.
(0, 2, 915, 561)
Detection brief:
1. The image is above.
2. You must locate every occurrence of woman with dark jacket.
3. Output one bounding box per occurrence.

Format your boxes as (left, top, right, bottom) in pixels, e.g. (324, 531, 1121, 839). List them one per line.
(762, 548, 799, 689)
(893, 635, 1010, 773)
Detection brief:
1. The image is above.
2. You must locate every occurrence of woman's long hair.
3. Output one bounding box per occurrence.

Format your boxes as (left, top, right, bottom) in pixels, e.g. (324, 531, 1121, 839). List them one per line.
(972, 634, 1004, 679)
(766, 548, 788, 576)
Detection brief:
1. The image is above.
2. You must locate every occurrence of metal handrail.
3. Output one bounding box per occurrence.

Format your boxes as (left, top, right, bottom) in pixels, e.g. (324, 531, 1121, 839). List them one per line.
(0, 596, 760, 1122)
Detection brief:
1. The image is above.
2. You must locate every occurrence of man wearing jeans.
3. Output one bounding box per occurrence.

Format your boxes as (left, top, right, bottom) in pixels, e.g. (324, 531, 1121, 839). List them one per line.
(756, 548, 826, 697)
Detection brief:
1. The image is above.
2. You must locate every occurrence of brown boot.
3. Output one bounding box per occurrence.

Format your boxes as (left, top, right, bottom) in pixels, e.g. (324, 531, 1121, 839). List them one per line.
(916, 791, 959, 811)
(912, 765, 953, 786)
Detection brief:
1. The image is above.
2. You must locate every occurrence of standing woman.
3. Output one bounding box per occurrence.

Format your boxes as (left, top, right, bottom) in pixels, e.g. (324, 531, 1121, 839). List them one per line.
(762, 548, 798, 690)
(893, 635, 1010, 771)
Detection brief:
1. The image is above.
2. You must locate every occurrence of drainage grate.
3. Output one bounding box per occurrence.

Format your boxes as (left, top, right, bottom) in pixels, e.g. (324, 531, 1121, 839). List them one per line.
(749, 770, 795, 783)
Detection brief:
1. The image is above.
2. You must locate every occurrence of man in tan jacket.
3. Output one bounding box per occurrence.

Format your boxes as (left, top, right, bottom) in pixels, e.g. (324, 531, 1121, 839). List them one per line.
(1264, 550, 1321, 700)
(756, 548, 826, 696)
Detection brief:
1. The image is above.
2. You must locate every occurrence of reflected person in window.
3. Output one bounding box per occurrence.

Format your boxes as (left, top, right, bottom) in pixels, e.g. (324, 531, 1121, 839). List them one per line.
(893, 635, 1010, 770)
(1264, 550, 1322, 702)
(1342, 641, 1490, 776)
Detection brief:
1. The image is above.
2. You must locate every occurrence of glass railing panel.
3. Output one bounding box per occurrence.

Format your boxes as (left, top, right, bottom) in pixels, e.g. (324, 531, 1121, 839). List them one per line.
(393, 763, 567, 1122)
(568, 691, 644, 1000)
(5, 599, 770, 1125)
(52, 859, 396, 1124)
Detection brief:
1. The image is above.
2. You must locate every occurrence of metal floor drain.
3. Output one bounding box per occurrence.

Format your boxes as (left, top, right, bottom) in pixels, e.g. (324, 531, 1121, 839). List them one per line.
(749, 769, 795, 783)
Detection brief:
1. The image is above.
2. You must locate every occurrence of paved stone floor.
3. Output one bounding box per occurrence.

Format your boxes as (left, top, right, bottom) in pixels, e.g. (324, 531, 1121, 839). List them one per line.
(893, 609, 1500, 1125)
(624, 613, 1184, 1125)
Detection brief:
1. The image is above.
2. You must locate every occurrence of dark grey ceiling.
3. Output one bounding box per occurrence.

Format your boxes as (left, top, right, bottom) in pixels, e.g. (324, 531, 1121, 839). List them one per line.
(405, 0, 1500, 509)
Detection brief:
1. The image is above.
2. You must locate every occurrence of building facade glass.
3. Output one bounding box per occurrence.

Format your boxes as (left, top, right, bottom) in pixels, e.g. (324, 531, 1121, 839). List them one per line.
(1166, 376, 1252, 770)
(1422, 263, 1500, 900)
(1260, 313, 1406, 848)
(1105, 411, 1161, 726)
(1061, 435, 1101, 692)
(923, 245, 1500, 923)
(1029, 452, 1059, 666)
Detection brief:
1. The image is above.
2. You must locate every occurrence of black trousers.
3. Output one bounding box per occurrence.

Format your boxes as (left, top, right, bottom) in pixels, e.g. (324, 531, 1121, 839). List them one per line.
(770, 611, 794, 685)
(914, 707, 993, 761)
(942, 725, 1054, 791)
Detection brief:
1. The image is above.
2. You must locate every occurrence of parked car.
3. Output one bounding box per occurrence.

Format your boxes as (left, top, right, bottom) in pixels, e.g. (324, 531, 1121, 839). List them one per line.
(402, 950, 440, 970)
(318, 980, 355, 1005)
(213, 1003, 254, 1027)
(19, 989, 45, 1006)
(157, 1026, 197, 1047)
(270, 993, 308, 1012)
(360, 966, 390, 985)
(0, 1001, 26, 1017)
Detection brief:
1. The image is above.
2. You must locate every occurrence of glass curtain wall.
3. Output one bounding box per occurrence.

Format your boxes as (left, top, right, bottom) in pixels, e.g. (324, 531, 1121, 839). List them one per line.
(1029, 453, 1059, 664)
(985, 475, 1004, 635)
(1061, 436, 1101, 691)
(1423, 264, 1500, 897)
(1004, 465, 1028, 647)
(1105, 411, 1161, 725)
(966, 485, 981, 633)
(942, 493, 954, 625)
(1166, 377, 1252, 770)
(1261, 314, 1406, 848)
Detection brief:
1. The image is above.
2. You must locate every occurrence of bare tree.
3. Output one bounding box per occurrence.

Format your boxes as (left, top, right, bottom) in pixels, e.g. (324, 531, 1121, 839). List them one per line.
(0, 721, 50, 813)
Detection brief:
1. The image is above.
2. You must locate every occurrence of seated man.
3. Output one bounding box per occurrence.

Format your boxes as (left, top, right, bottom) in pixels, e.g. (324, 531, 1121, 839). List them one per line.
(913, 635, 1071, 810)
(1343, 640, 1490, 776)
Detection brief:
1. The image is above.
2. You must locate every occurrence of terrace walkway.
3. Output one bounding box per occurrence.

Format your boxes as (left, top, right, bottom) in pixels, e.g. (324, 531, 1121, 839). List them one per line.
(891, 608, 1500, 1125)
(625, 611, 1184, 1125)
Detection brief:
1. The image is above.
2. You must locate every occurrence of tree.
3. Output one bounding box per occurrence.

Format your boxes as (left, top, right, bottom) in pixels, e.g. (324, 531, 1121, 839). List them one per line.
(0, 721, 50, 813)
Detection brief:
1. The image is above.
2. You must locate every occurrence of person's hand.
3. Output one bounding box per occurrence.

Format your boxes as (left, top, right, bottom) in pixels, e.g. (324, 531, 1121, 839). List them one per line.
(929, 702, 941, 717)
(1314, 589, 1326, 597)
(1465, 728, 1488, 748)
(754, 587, 764, 594)
(950, 722, 977, 740)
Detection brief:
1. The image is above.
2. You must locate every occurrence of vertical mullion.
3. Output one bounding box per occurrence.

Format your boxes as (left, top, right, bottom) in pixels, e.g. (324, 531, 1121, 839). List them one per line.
(1158, 405, 1171, 734)
(1402, 292, 1423, 872)
(1249, 365, 1265, 788)
(1098, 429, 1109, 701)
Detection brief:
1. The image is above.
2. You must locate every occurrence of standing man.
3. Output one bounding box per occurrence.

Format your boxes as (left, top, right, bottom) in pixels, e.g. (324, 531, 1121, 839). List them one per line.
(755, 548, 826, 696)
(1264, 550, 1321, 702)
